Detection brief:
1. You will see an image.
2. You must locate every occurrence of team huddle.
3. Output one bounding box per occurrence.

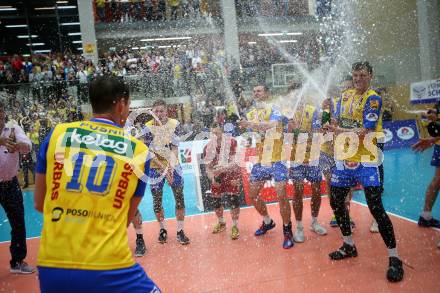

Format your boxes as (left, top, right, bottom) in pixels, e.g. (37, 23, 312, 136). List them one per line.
(32, 61, 406, 293)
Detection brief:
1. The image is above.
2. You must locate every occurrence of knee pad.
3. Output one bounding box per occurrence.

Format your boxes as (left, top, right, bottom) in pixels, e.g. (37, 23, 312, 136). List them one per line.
(211, 196, 222, 209)
(227, 195, 241, 210)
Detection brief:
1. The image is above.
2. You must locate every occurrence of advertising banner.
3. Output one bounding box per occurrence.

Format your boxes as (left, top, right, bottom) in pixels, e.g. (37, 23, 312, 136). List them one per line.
(410, 79, 440, 104)
(382, 120, 419, 150)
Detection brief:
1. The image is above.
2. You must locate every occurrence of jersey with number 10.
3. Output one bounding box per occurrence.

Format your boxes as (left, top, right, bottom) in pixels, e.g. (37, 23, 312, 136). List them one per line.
(37, 120, 149, 270)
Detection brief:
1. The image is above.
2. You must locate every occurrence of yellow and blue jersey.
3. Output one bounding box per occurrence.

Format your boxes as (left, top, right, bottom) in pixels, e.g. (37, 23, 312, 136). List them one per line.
(144, 118, 182, 169)
(245, 103, 287, 163)
(35, 118, 150, 270)
(335, 88, 383, 162)
(290, 104, 320, 164)
(330, 96, 341, 119)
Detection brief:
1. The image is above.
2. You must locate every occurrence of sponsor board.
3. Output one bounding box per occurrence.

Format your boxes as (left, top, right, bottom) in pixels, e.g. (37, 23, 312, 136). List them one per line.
(410, 79, 440, 104)
(382, 120, 419, 149)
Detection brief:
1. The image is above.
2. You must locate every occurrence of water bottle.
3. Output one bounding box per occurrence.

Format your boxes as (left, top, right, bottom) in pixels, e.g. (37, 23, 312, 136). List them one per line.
(322, 109, 331, 125)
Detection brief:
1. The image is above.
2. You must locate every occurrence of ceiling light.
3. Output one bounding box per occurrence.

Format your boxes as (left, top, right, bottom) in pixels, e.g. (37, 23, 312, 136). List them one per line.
(286, 32, 303, 36)
(26, 43, 45, 46)
(17, 35, 38, 38)
(141, 37, 192, 42)
(248, 42, 257, 45)
(279, 40, 298, 43)
(77, 47, 83, 51)
(0, 7, 17, 11)
(72, 40, 82, 44)
(34, 49, 51, 53)
(258, 33, 283, 37)
(5, 24, 27, 28)
(57, 6, 77, 9)
(68, 32, 81, 36)
(56, 1, 69, 3)
(60, 22, 80, 26)
(35, 7, 55, 10)
(154, 37, 191, 41)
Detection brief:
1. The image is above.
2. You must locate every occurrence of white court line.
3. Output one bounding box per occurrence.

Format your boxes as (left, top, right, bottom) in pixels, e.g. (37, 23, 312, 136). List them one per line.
(0, 199, 307, 244)
(1, 196, 438, 244)
(351, 200, 440, 232)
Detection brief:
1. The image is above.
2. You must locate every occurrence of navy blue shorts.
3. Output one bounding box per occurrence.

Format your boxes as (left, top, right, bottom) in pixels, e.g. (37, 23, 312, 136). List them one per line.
(149, 166, 184, 192)
(38, 263, 161, 293)
(319, 152, 335, 173)
(331, 161, 381, 188)
(431, 145, 440, 167)
(288, 164, 322, 183)
(249, 162, 287, 182)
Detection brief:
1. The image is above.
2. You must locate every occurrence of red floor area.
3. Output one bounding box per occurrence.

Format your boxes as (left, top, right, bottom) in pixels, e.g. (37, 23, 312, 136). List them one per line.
(0, 198, 439, 292)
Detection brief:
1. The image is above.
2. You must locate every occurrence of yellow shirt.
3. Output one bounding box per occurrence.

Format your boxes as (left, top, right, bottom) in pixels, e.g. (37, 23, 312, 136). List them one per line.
(29, 130, 39, 145)
(290, 104, 320, 164)
(246, 104, 286, 164)
(337, 88, 383, 162)
(145, 118, 181, 169)
(37, 119, 149, 270)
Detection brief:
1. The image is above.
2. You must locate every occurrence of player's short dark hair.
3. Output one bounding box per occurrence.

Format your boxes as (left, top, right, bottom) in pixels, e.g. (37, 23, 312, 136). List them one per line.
(152, 99, 167, 108)
(254, 84, 270, 93)
(352, 61, 373, 74)
(88, 76, 129, 114)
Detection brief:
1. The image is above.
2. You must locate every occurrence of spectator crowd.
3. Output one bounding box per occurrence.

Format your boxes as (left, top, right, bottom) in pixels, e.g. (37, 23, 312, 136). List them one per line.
(94, 0, 220, 23)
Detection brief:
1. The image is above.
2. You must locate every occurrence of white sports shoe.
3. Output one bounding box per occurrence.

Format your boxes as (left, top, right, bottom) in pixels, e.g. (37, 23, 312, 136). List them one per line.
(370, 219, 379, 233)
(311, 221, 327, 236)
(293, 227, 305, 243)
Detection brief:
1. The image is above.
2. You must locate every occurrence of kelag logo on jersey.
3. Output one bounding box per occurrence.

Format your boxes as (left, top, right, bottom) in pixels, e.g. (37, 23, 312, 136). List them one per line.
(179, 148, 192, 163)
(62, 128, 136, 156)
(397, 127, 415, 140)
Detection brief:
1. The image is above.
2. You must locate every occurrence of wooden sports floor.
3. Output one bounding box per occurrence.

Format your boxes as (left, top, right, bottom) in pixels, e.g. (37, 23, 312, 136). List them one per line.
(0, 197, 439, 293)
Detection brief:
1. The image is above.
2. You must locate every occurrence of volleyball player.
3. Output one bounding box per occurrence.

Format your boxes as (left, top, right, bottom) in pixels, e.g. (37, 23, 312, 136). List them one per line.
(238, 85, 294, 249)
(34, 76, 160, 292)
(325, 62, 403, 282)
(144, 99, 189, 245)
(203, 122, 241, 240)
